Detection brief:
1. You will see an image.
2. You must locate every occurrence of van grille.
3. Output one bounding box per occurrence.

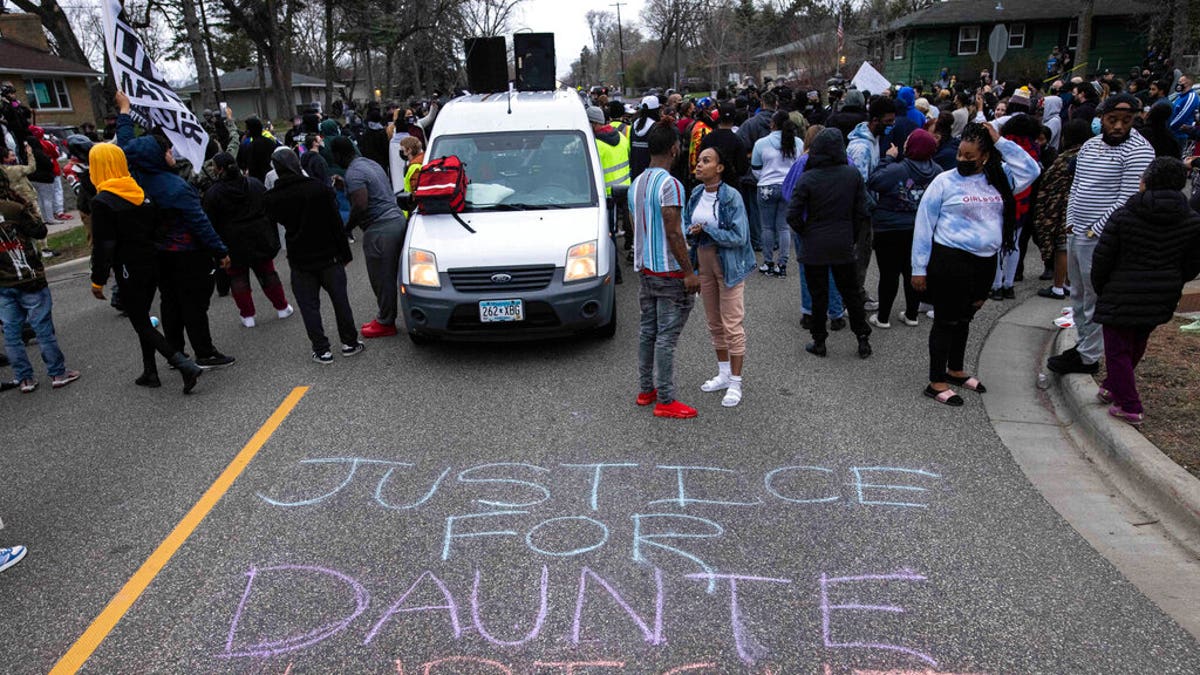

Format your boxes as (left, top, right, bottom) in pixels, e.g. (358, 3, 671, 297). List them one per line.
(448, 265, 556, 293)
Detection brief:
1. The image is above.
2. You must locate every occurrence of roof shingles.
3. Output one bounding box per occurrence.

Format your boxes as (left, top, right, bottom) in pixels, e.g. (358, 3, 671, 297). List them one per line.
(886, 0, 1152, 31)
(0, 39, 101, 78)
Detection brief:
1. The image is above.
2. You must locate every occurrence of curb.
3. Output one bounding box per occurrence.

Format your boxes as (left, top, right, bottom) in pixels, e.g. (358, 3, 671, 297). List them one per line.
(1052, 326, 1200, 543)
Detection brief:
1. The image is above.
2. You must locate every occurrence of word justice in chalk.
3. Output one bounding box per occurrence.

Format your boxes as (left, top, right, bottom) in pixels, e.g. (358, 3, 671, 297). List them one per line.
(256, 459, 944, 512)
(219, 564, 940, 668)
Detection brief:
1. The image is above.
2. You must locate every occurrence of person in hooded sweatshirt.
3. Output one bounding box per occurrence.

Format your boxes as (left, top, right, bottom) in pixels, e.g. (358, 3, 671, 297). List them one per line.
(88, 143, 203, 392)
(237, 117, 279, 182)
(359, 107, 391, 178)
(1091, 157, 1200, 425)
(114, 90, 235, 369)
(1142, 101, 1182, 159)
(867, 129, 941, 329)
(912, 123, 1041, 406)
(1042, 96, 1063, 150)
(826, 89, 868, 143)
(787, 128, 873, 359)
(264, 147, 363, 363)
(202, 152, 293, 327)
(629, 96, 662, 181)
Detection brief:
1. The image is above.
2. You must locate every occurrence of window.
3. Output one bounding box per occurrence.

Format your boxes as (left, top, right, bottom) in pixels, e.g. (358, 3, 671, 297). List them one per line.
(892, 34, 905, 60)
(23, 78, 72, 111)
(429, 131, 597, 211)
(957, 25, 980, 55)
(1066, 18, 1079, 50)
(1008, 23, 1026, 48)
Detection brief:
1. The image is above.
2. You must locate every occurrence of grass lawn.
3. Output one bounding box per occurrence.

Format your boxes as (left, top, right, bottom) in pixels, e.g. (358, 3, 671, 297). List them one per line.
(45, 226, 90, 264)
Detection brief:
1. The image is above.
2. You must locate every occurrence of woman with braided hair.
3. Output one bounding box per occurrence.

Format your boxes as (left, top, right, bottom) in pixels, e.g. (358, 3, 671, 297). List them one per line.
(911, 122, 1041, 406)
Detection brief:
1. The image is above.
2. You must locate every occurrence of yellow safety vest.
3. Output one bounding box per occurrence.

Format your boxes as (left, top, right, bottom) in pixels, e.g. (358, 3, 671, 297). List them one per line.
(611, 120, 630, 138)
(595, 134, 630, 198)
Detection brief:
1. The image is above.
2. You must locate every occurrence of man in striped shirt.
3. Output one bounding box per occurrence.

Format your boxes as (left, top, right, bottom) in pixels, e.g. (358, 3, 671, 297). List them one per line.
(1048, 94, 1154, 375)
(629, 121, 700, 419)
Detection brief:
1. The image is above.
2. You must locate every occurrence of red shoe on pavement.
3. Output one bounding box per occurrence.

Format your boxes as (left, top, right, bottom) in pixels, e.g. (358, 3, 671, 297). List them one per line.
(361, 319, 398, 338)
(653, 400, 698, 419)
(636, 389, 658, 406)
(55, 213, 73, 220)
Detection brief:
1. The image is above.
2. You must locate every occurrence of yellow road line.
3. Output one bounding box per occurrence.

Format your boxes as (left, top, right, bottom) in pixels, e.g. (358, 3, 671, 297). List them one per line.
(50, 386, 310, 674)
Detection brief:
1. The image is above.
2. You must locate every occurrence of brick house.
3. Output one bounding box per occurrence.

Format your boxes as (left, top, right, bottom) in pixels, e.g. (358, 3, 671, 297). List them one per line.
(0, 12, 101, 126)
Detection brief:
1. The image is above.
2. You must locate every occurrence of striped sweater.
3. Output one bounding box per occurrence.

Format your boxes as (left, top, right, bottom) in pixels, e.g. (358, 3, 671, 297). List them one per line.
(1067, 130, 1154, 238)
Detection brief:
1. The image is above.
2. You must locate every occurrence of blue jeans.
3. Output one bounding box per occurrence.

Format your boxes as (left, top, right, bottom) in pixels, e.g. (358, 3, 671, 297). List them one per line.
(757, 184, 790, 267)
(740, 182, 762, 250)
(0, 286, 66, 381)
(794, 237, 844, 318)
(638, 273, 694, 404)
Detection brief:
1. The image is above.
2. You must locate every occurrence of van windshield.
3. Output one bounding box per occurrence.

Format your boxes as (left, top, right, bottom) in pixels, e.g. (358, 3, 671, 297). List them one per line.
(429, 130, 597, 211)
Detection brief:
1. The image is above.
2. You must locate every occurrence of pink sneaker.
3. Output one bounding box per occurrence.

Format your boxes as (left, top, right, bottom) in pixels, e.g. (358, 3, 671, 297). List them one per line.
(1107, 405, 1144, 427)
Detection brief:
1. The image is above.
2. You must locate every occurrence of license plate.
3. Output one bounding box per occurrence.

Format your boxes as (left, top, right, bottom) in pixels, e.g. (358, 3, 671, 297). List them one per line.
(479, 299, 524, 322)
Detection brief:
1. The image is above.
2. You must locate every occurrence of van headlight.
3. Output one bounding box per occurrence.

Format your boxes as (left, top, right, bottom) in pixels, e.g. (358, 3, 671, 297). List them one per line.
(564, 240, 598, 282)
(409, 249, 440, 288)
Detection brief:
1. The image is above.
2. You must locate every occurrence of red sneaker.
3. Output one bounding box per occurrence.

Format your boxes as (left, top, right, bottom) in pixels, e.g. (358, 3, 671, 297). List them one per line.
(361, 319, 398, 338)
(55, 213, 73, 220)
(653, 400, 698, 419)
(636, 389, 658, 406)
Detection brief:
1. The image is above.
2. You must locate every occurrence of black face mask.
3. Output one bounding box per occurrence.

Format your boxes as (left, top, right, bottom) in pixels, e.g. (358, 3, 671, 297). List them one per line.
(1177, 84, 1188, 93)
(956, 159, 980, 177)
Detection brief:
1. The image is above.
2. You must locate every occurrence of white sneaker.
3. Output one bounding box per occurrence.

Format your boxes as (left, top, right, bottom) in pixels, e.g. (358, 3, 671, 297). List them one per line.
(722, 386, 742, 407)
(898, 312, 919, 327)
(277, 305, 295, 319)
(1053, 315, 1075, 329)
(240, 315, 256, 328)
(1060, 306, 1074, 316)
(926, 309, 936, 319)
(867, 314, 891, 329)
(701, 374, 731, 392)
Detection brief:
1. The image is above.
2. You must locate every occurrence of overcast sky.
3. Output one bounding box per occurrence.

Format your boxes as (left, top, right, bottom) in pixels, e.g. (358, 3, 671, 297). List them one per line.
(511, 0, 647, 78)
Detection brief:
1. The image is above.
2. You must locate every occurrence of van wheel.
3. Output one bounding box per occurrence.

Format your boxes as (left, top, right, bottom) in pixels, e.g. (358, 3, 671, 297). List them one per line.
(408, 331, 432, 346)
(596, 300, 617, 339)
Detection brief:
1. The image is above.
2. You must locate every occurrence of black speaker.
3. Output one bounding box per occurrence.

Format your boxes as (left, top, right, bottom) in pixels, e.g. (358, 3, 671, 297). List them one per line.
(514, 33, 556, 91)
(464, 37, 508, 93)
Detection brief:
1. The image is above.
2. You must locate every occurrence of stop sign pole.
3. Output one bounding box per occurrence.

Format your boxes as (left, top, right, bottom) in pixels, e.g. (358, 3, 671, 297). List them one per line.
(988, 24, 1009, 83)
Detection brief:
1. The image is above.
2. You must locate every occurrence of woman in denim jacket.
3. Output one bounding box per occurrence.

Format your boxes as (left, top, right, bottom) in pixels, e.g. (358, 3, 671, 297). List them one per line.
(685, 146, 756, 407)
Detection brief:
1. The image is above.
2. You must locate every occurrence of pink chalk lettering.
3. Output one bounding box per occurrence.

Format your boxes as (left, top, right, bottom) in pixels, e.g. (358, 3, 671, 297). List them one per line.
(571, 567, 665, 646)
(819, 571, 938, 668)
(685, 573, 792, 665)
(219, 565, 368, 658)
(532, 661, 626, 673)
(660, 664, 719, 674)
(363, 570, 462, 645)
(420, 656, 513, 674)
(470, 565, 550, 646)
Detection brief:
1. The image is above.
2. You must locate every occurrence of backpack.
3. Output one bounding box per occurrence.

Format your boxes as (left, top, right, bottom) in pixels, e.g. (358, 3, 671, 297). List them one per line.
(412, 155, 474, 233)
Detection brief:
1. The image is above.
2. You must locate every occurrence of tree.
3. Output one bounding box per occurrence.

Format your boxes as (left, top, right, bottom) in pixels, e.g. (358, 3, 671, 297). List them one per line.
(8, 0, 105, 121)
(1075, 0, 1094, 74)
(179, 0, 218, 111)
(219, 0, 300, 120)
(460, 0, 523, 37)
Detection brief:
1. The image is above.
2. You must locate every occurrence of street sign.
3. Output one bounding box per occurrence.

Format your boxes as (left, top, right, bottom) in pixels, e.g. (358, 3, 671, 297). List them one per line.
(988, 25, 1009, 64)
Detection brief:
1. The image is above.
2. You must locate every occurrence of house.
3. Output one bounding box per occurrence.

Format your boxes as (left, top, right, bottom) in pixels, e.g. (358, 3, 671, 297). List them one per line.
(179, 68, 341, 121)
(754, 32, 839, 84)
(873, 0, 1153, 87)
(0, 12, 102, 125)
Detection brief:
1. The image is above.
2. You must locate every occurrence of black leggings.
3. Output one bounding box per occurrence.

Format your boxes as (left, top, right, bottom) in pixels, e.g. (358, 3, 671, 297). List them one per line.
(926, 244, 995, 383)
(157, 251, 218, 357)
(114, 264, 177, 374)
(805, 261, 870, 341)
(873, 229, 919, 322)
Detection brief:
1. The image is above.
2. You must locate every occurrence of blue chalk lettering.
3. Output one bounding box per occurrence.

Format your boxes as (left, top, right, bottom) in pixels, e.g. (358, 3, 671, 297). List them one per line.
(763, 466, 840, 504)
(257, 458, 411, 508)
(442, 510, 528, 561)
(631, 513, 725, 593)
(525, 516, 610, 557)
(849, 467, 942, 508)
(457, 463, 552, 509)
(560, 463, 639, 511)
(375, 466, 450, 511)
(649, 466, 764, 508)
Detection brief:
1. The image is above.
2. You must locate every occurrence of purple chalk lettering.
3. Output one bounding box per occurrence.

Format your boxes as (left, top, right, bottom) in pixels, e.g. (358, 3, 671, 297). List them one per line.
(685, 573, 792, 665)
(470, 565, 550, 646)
(363, 570, 462, 645)
(649, 466, 764, 508)
(219, 564, 369, 658)
(420, 656, 513, 674)
(571, 567, 665, 646)
(532, 661, 627, 674)
(818, 571, 938, 667)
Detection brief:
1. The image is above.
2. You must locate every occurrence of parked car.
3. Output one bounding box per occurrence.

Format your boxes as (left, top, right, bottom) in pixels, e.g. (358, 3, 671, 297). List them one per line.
(38, 124, 78, 163)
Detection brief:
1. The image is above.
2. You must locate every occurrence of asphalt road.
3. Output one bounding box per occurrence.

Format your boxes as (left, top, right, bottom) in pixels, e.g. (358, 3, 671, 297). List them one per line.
(2, 246, 1199, 674)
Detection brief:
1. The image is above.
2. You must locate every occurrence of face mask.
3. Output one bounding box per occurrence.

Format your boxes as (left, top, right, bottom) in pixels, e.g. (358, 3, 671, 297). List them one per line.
(956, 159, 979, 177)
(405, 116, 417, 124)
(1177, 84, 1188, 93)
(1091, 118, 1102, 136)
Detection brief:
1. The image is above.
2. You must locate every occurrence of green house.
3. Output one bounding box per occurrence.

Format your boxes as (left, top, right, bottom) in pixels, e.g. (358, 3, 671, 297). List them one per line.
(875, 0, 1153, 87)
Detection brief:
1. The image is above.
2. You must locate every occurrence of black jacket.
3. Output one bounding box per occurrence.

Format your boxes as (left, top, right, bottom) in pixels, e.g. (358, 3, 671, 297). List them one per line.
(0, 198, 47, 291)
(263, 173, 352, 272)
(826, 105, 868, 144)
(1092, 189, 1200, 327)
(90, 191, 161, 286)
(698, 129, 749, 181)
(237, 134, 278, 182)
(202, 175, 281, 266)
(359, 127, 391, 178)
(786, 129, 869, 265)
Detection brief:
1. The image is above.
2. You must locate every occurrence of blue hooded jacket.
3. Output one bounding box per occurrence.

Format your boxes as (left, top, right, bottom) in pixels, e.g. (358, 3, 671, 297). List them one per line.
(897, 87, 927, 129)
(116, 114, 227, 255)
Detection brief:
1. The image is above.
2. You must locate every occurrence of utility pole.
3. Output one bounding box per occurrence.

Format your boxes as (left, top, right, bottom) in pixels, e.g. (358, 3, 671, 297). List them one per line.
(611, 2, 627, 96)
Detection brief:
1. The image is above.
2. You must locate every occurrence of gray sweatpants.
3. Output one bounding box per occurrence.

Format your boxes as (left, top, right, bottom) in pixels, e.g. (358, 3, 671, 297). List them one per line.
(362, 217, 406, 326)
(1067, 234, 1103, 365)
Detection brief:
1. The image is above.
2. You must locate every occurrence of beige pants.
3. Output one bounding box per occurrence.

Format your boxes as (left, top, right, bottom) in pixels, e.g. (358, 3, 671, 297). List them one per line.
(698, 245, 746, 355)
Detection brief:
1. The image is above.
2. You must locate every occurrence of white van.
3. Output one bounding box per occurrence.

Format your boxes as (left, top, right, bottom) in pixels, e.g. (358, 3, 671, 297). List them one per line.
(399, 89, 617, 343)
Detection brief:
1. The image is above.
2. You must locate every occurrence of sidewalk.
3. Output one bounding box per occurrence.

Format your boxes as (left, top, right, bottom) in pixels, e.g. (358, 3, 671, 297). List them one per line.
(979, 293, 1200, 640)
(45, 209, 82, 236)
